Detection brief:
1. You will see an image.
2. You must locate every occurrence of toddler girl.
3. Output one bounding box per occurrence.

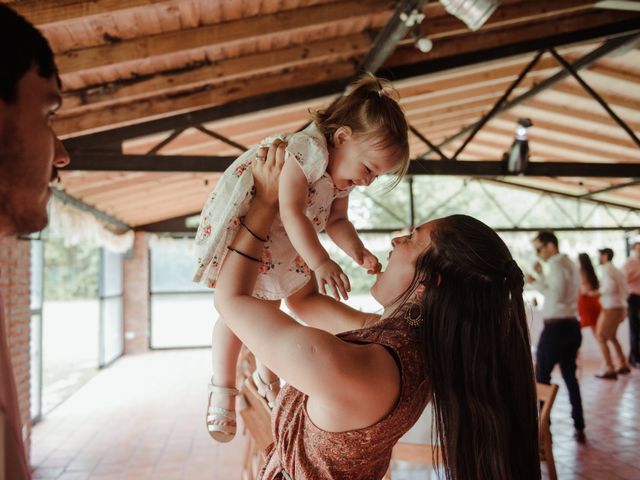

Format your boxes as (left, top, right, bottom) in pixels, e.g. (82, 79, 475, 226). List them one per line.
(193, 75, 410, 442)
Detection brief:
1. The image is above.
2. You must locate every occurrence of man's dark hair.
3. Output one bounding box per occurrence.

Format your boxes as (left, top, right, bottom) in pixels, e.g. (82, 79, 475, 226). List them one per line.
(599, 247, 614, 261)
(535, 230, 558, 249)
(0, 4, 58, 103)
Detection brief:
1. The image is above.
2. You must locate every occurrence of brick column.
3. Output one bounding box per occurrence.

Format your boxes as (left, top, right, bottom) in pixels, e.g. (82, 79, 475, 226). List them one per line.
(123, 232, 150, 354)
(0, 236, 32, 458)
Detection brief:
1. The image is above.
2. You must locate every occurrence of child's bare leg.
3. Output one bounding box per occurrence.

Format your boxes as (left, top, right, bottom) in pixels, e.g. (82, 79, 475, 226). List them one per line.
(211, 317, 242, 406)
(250, 299, 282, 407)
(207, 317, 242, 441)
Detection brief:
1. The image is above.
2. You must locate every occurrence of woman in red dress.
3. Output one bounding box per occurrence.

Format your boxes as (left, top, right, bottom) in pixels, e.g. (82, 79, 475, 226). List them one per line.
(578, 253, 601, 333)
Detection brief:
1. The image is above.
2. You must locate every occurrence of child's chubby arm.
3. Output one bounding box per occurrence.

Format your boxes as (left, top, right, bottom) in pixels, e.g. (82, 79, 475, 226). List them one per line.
(325, 196, 382, 275)
(279, 157, 350, 300)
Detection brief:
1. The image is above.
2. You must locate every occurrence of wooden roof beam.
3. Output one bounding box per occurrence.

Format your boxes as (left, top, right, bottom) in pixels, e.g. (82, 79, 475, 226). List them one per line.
(520, 99, 640, 132)
(552, 82, 640, 114)
(56, 61, 357, 138)
(479, 125, 640, 163)
(409, 0, 598, 44)
(7, 0, 168, 25)
(397, 57, 561, 103)
(498, 112, 639, 151)
(61, 152, 640, 177)
(54, 0, 391, 73)
(422, 28, 640, 157)
(62, 13, 640, 146)
(60, 32, 373, 111)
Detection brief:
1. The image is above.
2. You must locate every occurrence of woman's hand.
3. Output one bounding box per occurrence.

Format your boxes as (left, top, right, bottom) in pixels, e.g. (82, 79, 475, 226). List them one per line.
(314, 258, 351, 301)
(253, 139, 286, 207)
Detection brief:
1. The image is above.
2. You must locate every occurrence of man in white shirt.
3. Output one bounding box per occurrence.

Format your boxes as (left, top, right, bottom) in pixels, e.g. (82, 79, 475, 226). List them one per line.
(623, 239, 640, 368)
(595, 248, 631, 379)
(526, 231, 585, 443)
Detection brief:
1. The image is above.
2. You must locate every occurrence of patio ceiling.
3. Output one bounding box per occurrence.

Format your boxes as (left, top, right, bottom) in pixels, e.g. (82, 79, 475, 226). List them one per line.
(5, 0, 640, 231)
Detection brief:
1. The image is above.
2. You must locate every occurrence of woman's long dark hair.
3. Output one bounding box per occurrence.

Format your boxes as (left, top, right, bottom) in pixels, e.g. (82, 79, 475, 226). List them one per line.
(394, 215, 540, 480)
(578, 253, 600, 290)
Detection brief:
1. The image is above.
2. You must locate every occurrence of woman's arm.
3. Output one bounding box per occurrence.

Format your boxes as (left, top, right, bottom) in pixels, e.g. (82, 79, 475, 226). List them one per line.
(214, 142, 395, 411)
(287, 278, 379, 335)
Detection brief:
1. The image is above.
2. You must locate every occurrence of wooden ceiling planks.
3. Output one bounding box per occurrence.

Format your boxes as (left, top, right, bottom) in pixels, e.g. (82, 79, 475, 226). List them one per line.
(6, 0, 637, 228)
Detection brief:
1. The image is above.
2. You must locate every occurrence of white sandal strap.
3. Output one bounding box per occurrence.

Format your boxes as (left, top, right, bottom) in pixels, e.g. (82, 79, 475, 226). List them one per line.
(253, 371, 279, 393)
(208, 423, 236, 434)
(208, 407, 235, 420)
(208, 382, 239, 396)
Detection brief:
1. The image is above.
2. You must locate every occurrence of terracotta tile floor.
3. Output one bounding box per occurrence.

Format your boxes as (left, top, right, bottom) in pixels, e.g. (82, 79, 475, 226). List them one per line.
(31, 350, 640, 479)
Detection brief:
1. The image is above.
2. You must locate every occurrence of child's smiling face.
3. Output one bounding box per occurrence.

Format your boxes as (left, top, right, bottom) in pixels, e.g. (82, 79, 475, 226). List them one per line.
(327, 126, 402, 191)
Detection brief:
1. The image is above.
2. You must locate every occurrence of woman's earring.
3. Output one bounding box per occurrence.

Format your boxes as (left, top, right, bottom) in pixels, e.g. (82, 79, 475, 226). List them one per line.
(404, 302, 424, 327)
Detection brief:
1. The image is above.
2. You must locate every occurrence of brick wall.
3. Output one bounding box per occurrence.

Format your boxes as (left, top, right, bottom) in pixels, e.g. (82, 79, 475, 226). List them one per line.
(123, 232, 150, 354)
(0, 236, 32, 458)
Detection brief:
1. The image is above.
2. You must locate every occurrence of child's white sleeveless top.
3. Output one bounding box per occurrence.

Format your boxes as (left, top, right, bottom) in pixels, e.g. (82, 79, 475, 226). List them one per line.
(193, 123, 353, 300)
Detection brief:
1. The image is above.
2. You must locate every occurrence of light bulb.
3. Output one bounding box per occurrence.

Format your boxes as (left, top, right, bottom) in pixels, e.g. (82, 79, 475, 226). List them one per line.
(415, 37, 433, 53)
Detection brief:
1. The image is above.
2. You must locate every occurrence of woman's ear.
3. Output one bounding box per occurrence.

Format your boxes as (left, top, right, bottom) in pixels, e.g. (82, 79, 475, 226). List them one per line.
(333, 126, 352, 146)
(412, 284, 426, 301)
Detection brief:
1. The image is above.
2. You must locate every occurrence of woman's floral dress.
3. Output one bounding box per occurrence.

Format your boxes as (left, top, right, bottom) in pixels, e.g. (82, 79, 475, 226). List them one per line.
(193, 123, 352, 300)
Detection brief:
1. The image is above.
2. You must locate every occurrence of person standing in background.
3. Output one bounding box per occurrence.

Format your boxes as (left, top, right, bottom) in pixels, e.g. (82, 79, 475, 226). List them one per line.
(623, 239, 640, 369)
(577, 253, 601, 336)
(595, 248, 631, 380)
(526, 230, 586, 443)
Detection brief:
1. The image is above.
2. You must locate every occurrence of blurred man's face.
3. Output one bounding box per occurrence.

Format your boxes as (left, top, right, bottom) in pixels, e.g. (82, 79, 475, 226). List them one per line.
(0, 66, 69, 235)
(599, 253, 608, 265)
(533, 239, 553, 262)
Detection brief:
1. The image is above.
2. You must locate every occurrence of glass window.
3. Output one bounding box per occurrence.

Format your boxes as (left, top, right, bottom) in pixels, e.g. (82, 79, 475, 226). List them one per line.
(102, 250, 123, 297)
(101, 296, 123, 365)
(151, 292, 214, 348)
(151, 238, 210, 293)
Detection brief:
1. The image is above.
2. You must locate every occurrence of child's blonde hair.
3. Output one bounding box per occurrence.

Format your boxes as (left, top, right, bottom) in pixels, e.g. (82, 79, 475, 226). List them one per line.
(310, 73, 410, 190)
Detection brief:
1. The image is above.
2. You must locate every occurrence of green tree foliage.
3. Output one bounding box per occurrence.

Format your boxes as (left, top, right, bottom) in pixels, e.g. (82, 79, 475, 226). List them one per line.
(44, 238, 99, 300)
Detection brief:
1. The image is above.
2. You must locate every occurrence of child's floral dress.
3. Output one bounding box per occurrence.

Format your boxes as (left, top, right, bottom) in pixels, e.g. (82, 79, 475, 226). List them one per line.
(193, 123, 352, 300)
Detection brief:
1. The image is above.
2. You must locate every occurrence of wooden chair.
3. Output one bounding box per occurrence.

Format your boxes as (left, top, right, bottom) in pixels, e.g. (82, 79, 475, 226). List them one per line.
(384, 442, 442, 479)
(236, 348, 274, 480)
(537, 382, 559, 480)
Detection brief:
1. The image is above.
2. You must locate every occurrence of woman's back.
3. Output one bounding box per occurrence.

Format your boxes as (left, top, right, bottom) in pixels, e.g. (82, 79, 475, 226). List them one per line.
(260, 315, 430, 480)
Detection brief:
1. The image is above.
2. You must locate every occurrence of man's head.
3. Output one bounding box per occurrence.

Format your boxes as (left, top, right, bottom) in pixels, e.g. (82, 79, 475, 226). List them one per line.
(533, 230, 558, 262)
(598, 247, 614, 265)
(0, 5, 70, 235)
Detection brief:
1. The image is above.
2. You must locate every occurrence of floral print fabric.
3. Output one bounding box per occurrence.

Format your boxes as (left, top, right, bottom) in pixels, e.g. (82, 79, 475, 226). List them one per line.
(193, 123, 351, 300)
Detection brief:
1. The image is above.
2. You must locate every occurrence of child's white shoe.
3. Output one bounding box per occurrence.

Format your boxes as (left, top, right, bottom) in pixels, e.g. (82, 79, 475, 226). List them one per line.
(252, 370, 280, 410)
(206, 380, 239, 443)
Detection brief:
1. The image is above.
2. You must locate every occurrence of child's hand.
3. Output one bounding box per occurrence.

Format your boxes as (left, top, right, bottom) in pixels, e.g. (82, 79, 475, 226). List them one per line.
(314, 258, 351, 301)
(353, 248, 382, 275)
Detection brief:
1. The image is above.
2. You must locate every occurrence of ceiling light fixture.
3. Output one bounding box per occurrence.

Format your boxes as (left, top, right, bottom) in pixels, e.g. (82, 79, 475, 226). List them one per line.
(504, 118, 532, 174)
(439, 0, 500, 31)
